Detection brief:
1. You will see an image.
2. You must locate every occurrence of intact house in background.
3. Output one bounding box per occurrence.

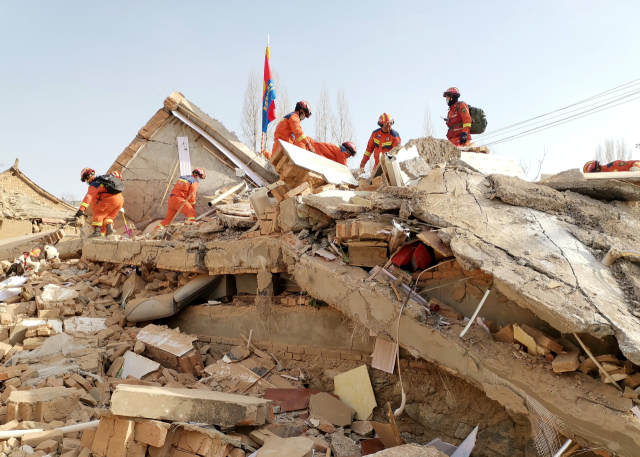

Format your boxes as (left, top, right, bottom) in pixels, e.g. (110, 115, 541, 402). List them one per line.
(0, 159, 75, 240)
(107, 91, 277, 224)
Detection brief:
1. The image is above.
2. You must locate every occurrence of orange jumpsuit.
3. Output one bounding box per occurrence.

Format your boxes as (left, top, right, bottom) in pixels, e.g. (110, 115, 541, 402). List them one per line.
(360, 128, 401, 169)
(293, 137, 349, 166)
(80, 178, 124, 234)
(600, 160, 640, 172)
(446, 101, 472, 146)
(271, 112, 310, 159)
(156, 175, 199, 229)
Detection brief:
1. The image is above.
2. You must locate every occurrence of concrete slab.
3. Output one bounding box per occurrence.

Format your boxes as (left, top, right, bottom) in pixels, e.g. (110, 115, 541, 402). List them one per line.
(110, 385, 271, 427)
(540, 179, 640, 201)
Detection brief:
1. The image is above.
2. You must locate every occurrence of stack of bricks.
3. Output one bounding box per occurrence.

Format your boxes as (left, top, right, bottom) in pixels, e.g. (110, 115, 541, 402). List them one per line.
(258, 205, 280, 236)
(279, 295, 309, 307)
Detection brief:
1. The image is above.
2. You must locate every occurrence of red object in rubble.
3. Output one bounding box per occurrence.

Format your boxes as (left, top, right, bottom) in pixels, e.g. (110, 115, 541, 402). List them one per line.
(412, 243, 432, 271)
(392, 243, 418, 267)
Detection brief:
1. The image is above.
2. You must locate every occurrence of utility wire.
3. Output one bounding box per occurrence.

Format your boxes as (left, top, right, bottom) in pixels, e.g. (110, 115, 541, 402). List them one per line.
(483, 93, 640, 146)
(479, 86, 640, 140)
(476, 76, 640, 138)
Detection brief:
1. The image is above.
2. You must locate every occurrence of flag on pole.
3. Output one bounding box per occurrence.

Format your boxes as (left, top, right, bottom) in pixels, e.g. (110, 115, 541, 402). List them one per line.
(261, 43, 276, 155)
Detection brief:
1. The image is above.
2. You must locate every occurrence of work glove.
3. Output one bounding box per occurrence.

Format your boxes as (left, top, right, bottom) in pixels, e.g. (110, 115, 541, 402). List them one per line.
(459, 132, 468, 145)
(306, 143, 316, 154)
(75, 210, 84, 218)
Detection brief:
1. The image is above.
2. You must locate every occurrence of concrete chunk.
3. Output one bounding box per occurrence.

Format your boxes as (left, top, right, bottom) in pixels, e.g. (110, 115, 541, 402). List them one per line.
(256, 436, 314, 457)
(110, 385, 272, 427)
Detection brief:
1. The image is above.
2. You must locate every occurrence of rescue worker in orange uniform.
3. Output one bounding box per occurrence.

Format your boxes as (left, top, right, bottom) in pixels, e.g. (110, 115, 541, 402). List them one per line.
(360, 113, 401, 170)
(293, 138, 356, 166)
(76, 168, 125, 237)
(444, 87, 472, 147)
(583, 160, 640, 173)
(269, 101, 315, 160)
(155, 168, 206, 230)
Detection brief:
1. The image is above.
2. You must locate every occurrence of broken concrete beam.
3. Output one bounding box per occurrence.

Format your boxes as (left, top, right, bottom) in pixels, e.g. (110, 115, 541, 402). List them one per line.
(7, 387, 80, 422)
(110, 385, 272, 427)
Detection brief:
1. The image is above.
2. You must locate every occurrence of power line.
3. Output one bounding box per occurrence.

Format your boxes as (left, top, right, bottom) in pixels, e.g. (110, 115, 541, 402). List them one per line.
(476, 76, 640, 140)
(483, 94, 640, 146)
(479, 86, 640, 140)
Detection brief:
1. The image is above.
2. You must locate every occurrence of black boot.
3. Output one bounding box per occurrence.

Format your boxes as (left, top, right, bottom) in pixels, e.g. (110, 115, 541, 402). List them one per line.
(88, 226, 102, 238)
(106, 224, 115, 236)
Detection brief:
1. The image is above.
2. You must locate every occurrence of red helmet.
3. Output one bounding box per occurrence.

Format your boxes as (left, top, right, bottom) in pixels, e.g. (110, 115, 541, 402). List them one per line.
(80, 168, 95, 182)
(295, 101, 312, 117)
(378, 113, 394, 127)
(110, 171, 122, 179)
(583, 161, 600, 173)
(443, 87, 461, 97)
(192, 168, 206, 179)
(341, 142, 357, 156)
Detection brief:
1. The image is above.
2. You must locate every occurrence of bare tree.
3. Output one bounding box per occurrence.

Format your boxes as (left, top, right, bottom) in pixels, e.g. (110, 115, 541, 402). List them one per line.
(60, 192, 79, 203)
(616, 138, 631, 160)
(332, 89, 357, 146)
(421, 102, 435, 137)
(595, 137, 632, 162)
(520, 146, 548, 181)
(315, 82, 335, 142)
(240, 69, 261, 153)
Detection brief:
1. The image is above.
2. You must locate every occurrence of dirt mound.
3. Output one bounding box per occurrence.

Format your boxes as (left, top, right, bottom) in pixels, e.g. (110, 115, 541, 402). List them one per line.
(391, 137, 461, 165)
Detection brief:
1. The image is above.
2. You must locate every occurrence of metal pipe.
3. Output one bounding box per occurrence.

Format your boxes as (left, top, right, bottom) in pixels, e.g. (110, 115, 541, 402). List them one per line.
(54, 420, 100, 434)
(197, 182, 248, 221)
(552, 439, 572, 457)
(378, 269, 427, 305)
(0, 429, 44, 439)
(460, 289, 491, 338)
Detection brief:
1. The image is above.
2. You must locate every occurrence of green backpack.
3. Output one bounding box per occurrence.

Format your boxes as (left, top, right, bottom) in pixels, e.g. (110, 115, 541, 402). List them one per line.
(467, 105, 488, 134)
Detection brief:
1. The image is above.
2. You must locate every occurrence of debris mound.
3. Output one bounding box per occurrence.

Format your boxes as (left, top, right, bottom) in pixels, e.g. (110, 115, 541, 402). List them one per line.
(391, 136, 461, 165)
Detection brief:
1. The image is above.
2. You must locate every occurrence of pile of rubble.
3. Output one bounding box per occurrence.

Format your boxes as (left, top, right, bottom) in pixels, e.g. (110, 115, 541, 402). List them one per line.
(3, 137, 640, 456)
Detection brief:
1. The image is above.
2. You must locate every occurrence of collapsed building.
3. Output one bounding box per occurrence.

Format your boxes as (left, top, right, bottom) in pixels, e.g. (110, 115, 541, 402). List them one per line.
(1, 92, 640, 457)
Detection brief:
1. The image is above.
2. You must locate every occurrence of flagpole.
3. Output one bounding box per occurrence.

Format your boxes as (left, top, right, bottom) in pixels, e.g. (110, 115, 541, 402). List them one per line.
(260, 35, 269, 156)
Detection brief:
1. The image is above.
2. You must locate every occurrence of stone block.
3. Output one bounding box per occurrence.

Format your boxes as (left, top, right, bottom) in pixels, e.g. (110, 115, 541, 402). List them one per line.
(110, 385, 272, 427)
(134, 420, 169, 447)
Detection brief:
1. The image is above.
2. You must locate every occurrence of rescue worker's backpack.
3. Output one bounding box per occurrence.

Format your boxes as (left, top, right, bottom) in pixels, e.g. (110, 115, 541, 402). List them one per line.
(94, 175, 124, 194)
(467, 105, 488, 134)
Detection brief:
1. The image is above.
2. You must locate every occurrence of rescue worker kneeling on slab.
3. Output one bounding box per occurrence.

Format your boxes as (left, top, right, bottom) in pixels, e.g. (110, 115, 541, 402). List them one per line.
(360, 113, 401, 170)
(293, 137, 357, 166)
(155, 168, 206, 230)
(76, 169, 125, 238)
(583, 160, 640, 173)
(444, 87, 472, 147)
(269, 100, 315, 160)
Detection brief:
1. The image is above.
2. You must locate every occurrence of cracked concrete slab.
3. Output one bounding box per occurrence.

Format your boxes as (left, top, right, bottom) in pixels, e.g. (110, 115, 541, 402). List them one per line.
(407, 168, 640, 364)
(290, 255, 640, 457)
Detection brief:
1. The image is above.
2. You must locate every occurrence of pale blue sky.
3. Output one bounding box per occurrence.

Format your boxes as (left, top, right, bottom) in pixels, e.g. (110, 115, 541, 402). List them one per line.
(1, 1, 639, 199)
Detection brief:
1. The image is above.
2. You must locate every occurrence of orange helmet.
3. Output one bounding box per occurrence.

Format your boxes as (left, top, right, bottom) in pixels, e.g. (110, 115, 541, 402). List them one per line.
(378, 113, 394, 127)
(80, 168, 95, 182)
(583, 160, 600, 173)
(341, 142, 357, 156)
(110, 171, 122, 179)
(192, 168, 206, 179)
(295, 101, 312, 117)
(443, 87, 461, 97)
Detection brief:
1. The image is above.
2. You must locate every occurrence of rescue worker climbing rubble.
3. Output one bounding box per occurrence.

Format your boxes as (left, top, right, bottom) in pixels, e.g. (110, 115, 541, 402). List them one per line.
(293, 137, 356, 166)
(269, 101, 315, 160)
(155, 168, 206, 230)
(583, 160, 640, 173)
(444, 87, 472, 147)
(76, 168, 124, 237)
(360, 113, 401, 170)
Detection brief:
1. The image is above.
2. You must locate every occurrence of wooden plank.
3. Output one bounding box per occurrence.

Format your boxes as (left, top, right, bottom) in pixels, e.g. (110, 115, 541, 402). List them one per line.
(371, 337, 397, 374)
(417, 229, 453, 258)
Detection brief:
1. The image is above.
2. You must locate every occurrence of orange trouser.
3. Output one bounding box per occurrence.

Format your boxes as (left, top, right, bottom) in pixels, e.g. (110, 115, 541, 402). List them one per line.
(91, 193, 124, 234)
(156, 196, 196, 229)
